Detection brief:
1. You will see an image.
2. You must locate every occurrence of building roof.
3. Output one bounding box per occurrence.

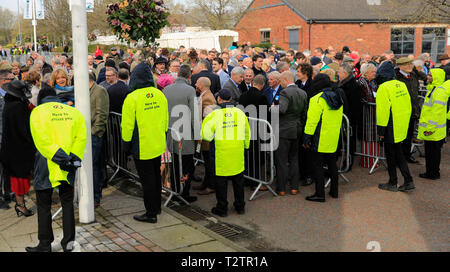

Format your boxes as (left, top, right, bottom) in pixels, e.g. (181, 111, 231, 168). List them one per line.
(282, 0, 396, 22)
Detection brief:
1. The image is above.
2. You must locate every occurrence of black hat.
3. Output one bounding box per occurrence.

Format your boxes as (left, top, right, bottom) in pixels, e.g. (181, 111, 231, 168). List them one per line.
(217, 88, 232, 100)
(95, 55, 103, 60)
(154, 57, 168, 65)
(4, 80, 32, 100)
(105, 59, 116, 68)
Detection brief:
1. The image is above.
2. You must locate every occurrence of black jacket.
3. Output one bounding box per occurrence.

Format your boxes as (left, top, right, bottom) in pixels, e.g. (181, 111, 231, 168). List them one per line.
(0, 94, 35, 178)
(129, 62, 155, 91)
(238, 87, 269, 119)
(191, 70, 221, 94)
(107, 80, 130, 113)
(295, 78, 313, 98)
(239, 81, 252, 94)
(395, 67, 427, 119)
(338, 75, 364, 126)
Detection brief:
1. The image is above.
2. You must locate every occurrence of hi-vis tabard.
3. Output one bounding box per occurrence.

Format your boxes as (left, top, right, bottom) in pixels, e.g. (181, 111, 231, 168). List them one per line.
(376, 79, 412, 143)
(418, 70, 450, 142)
(30, 102, 87, 189)
(202, 106, 251, 176)
(122, 86, 169, 160)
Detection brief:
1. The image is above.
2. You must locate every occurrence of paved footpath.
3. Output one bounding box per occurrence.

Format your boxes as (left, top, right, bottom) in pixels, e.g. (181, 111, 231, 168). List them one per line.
(0, 185, 248, 252)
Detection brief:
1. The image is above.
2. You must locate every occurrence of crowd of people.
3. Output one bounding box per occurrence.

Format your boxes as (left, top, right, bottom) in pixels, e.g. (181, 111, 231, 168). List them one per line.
(0, 41, 449, 252)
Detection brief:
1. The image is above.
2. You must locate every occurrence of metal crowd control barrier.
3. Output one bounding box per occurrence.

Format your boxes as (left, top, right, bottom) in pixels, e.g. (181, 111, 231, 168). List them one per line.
(246, 117, 277, 201)
(411, 95, 426, 157)
(354, 102, 387, 174)
(105, 112, 187, 207)
(325, 114, 351, 188)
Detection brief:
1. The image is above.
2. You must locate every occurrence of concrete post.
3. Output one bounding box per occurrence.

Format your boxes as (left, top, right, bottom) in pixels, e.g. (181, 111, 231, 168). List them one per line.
(71, 0, 95, 223)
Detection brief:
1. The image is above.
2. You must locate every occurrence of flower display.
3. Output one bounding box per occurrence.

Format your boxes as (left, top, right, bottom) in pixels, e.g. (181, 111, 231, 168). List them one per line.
(107, 0, 169, 46)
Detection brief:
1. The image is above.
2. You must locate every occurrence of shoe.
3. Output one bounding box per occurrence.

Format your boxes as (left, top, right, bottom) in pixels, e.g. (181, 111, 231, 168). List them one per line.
(406, 156, 419, 164)
(290, 190, 298, 195)
(15, 203, 34, 217)
(329, 192, 338, 199)
(133, 214, 157, 223)
(197, 188, 215, 195)
(61, 242, 74, 252)
(398, 183, 415, 192)
(0, 199, 9, 210)
(378, 182, 398, 192)
(191, 175, 202, 182)
(305, 195, 325, 202)
(211, 207, 227, 217)
(94, 202, 100, 209)
(301, 178, 314, 186)
(25, 244, 51, 252)
(192, 185, 206, 191)
(419, 173, 440, 180)
(277, 191, 286, 196)
(235, 208, 245, 215)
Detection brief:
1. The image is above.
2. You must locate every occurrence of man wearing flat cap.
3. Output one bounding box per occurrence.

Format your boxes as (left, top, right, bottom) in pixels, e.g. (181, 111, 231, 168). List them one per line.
(201, 88, 251, 217)
(110, 47, 122, 67)
(438, 54, 450, 80)
(394, 57, 428, 163)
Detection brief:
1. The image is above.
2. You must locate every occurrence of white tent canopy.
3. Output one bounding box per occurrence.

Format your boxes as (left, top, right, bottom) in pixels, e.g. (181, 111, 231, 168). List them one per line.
(92, 30, 238, 52)
(157, 30, 238, 52)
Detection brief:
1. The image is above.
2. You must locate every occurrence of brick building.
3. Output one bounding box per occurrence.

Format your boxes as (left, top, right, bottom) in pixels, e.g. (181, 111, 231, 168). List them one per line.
(235, 0, 449, 62)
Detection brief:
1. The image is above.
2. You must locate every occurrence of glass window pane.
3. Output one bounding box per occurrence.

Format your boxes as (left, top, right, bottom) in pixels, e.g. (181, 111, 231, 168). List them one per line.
(422, 41, 432, 53)
(391, 42, 402, 54)
(391, 29, 402, 41)
(402, 42, 414, 54)
(403, 28, 415, 41)
(437, 40, 445, 53)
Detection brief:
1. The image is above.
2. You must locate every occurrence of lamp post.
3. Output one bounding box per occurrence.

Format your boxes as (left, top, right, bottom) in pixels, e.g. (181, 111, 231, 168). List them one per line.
(71, 0, 95, 224)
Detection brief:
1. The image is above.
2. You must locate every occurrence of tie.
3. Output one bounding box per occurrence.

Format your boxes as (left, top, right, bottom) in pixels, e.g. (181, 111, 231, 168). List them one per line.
(407, 74, 411, 79)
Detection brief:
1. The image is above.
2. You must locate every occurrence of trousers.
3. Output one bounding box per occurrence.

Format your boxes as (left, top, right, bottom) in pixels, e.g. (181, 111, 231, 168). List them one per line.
(311, 151, 338, 198)
(36, 181, 75, 248)
(385, 142, 413, 185)
(274, 138, 300, 192)
(134, 157, 162, 217)
(214, 172, 245, 213)
(424, 140, 444, 177)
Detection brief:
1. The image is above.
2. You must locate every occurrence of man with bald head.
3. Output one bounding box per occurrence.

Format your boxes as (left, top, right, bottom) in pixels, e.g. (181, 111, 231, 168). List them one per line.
(274, 71, 308, 196)
(190, 60, 221, 94)
(193, 77, 217, 195)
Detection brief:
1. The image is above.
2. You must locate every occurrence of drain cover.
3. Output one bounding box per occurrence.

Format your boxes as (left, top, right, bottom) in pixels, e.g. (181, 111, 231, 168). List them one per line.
(208, 223, 242, 239)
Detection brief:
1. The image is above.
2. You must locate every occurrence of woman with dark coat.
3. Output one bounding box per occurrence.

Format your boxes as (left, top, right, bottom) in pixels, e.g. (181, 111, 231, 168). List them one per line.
(0, 80, 36, 217)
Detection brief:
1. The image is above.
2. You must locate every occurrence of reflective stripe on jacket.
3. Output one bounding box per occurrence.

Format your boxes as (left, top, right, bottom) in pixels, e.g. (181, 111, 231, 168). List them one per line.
(201, 104, 250, 176)
(30, 101, 87, 190)
(121, 86, 168, 160)
(418, 72, 450, 141)
(376, 80, 412, 143)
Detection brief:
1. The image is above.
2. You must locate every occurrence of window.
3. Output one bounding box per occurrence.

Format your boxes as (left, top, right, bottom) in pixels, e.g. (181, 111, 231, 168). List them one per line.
(390, 28, 415, 55)
(260, 31, 270, 43)
(422, 28, 446, 55)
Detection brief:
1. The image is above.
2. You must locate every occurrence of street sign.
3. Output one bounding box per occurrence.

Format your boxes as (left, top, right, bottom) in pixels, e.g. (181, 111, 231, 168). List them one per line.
(36, 0, 45, 19)
(24, 0, 32, 19)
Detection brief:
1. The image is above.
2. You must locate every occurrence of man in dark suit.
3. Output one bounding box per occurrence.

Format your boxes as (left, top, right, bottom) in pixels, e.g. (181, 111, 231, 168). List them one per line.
(223, 67, 245, 105)
(191, 60, 221, 94)
(107, 68, 130, 113)
(295, 63, 313, 96)
(264, 71, 283, 105)
(239, 68, 254, 94)
(274, 71, 308, 195)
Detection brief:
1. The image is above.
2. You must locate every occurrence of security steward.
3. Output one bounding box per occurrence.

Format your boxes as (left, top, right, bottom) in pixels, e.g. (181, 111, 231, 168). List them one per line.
(26, 87, 87, 252)
(418, 68, 449, 180)
(376, 61, 414, 192)
(121, 64, 168, 224)
(202, 89, 250, 217)
(303, 81, 344, 202)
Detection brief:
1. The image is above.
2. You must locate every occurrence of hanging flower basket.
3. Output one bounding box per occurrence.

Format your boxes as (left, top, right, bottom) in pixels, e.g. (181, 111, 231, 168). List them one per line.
(107, 0, 170, 47)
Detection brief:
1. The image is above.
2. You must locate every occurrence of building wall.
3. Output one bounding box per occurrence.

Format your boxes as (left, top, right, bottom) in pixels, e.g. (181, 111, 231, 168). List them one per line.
(235, 0, 450, 59)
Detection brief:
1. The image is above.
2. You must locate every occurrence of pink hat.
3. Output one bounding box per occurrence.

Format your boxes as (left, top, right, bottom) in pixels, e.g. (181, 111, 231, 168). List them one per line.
(157, 74, 174, 89)
(349, 52, 360, 66)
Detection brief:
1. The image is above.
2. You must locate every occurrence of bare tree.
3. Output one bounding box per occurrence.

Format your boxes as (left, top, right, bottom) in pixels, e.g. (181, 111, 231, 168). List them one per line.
(0, 8, 17, 44)
(190, 0, 251, 30)
(377, 0, 450, 23)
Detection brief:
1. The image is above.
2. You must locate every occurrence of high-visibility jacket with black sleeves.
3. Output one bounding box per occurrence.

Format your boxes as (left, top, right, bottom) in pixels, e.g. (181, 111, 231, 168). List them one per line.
(30, 97, 87, 190)
(304, 88, 344, 153)
(201, 102, 251, 176)
(376, 79, 412, 144)
(121, 86, 169, 160)
(418, 69, 450, 142)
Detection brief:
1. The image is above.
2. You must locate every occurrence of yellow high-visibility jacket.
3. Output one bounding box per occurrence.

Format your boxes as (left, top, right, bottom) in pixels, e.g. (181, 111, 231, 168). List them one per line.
(202, 104, 251, 176)
(30, 100, 87, 190)
(376, 80, 412, 143)
(121, 86, 169, 160)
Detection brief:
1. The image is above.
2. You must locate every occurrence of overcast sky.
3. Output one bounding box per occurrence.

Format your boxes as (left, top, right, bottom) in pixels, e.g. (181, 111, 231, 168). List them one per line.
(0, 0, 21, 13)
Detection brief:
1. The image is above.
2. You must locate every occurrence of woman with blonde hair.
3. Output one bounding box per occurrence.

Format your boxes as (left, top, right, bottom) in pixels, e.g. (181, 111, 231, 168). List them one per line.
(50, 68, 74, 106)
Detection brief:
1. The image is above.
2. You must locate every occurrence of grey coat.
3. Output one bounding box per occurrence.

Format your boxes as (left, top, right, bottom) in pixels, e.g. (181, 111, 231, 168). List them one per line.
(223, 79, 241, 105)
(278, 84, 308, 139)
(163, 77, 199, 155)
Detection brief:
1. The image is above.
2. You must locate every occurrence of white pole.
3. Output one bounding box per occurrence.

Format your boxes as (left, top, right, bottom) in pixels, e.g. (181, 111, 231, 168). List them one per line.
(71, 0, 95, 223)
(32, 0, 37, 52)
